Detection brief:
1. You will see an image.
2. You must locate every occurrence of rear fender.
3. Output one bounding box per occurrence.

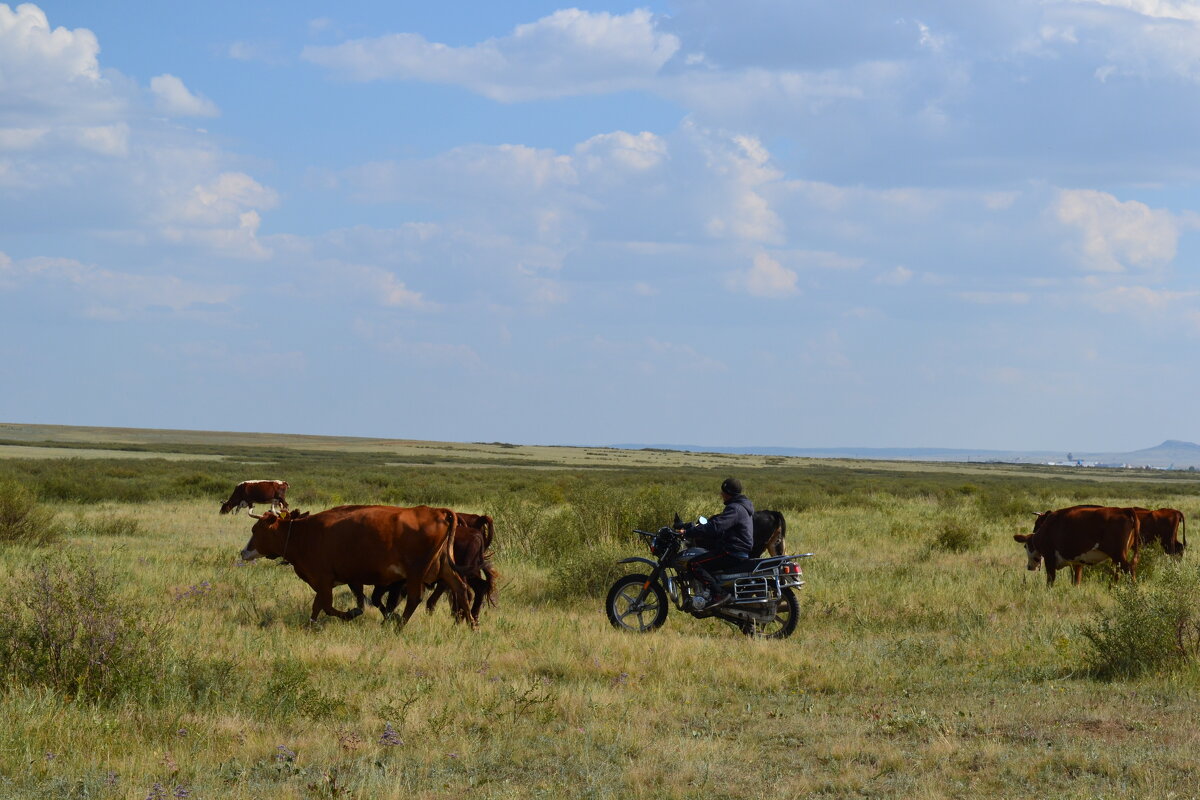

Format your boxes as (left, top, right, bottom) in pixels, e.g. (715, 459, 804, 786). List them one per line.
(617, 557, 658, 569)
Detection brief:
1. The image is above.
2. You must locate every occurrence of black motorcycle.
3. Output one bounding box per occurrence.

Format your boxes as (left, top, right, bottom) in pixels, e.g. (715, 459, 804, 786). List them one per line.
(604, 520, 812, 639)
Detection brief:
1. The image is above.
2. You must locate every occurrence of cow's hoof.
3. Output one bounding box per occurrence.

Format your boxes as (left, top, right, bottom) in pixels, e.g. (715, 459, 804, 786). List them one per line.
(347, 608, 363, 620)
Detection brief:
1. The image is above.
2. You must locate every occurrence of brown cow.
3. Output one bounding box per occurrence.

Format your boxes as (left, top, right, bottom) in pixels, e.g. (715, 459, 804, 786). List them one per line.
(1136, 507, 1186, 556)
(1014, 505, 1140, 586)
(239, 505, 474, 627)
(220, 480, 289, 515)
(370, 512, 498, 621)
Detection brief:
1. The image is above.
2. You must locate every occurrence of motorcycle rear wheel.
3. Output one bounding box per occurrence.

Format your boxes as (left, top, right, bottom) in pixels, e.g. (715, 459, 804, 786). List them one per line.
(740, 587, 800, 639)
(606, 574, 668, 633)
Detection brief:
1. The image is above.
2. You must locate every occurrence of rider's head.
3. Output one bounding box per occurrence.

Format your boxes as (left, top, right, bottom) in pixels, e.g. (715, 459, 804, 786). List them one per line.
(720, 477, 743, 500)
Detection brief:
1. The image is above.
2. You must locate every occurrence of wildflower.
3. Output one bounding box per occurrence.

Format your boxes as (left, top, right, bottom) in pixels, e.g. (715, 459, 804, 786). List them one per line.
(276, 745, 297, 763)
(176, 728, 188, 738)
(379, 723, 403, 747)
(146, 783, 167, 800)
(173, 786, 191, 799)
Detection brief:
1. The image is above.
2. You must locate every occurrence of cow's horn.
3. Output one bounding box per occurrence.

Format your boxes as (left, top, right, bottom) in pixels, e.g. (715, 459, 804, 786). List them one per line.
(248, 512, 264, 519)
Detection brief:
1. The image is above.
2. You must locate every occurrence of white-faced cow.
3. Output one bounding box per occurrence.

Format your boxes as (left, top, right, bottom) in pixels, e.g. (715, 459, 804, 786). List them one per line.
(220, 480, 289, 515)
(1014, 505, 1140, 586)
(239, 505, 473, 628)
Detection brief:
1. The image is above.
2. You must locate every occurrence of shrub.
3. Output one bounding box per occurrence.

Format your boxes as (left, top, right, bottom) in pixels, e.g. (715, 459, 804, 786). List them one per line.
(1081, 563, 1200, 679)
(931, 520, 981, 553)
(0, 480, 61, 545)
(542, 541, 629, 601)
(0, 557, 165, 702)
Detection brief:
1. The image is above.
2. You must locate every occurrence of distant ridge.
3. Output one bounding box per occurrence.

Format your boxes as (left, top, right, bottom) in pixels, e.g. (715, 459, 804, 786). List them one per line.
(612, 440, 1200, 469)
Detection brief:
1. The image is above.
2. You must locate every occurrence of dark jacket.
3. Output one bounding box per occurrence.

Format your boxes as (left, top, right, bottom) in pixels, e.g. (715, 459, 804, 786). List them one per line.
(690, 494, 755, 557)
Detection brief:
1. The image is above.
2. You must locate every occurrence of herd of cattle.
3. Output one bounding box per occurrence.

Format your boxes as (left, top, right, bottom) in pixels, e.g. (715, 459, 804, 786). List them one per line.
(224, 480, 496, 627)
(220, 480, 1190, 627)
(1014, 504, 1186, 585)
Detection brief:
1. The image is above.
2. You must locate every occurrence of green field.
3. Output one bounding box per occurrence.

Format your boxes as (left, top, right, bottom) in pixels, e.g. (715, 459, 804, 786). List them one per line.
(0, 424, 1198, 799)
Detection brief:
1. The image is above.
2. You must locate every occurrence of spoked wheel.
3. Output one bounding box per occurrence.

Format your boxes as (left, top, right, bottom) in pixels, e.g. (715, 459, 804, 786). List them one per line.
(606, 574, 668, 633)
(740, 587, 800, 639)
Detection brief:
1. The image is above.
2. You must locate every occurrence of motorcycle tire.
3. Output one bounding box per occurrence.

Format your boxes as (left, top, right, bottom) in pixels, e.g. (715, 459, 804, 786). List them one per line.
(740, 586, 800, 639)
(605, 573, 669, 633)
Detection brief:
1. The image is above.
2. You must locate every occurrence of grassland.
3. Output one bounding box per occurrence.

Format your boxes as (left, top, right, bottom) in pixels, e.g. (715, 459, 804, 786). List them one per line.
(1, 424, 1199, 799)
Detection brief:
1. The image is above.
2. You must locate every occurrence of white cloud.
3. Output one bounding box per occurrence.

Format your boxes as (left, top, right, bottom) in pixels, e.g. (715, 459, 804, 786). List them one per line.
(302, 9, 680, 101)
(1, 251, 235, 319)
(1054, 189, 1181, 273)
(876, 265, 913, 285)
(575, 130, 667, 173)
(956, 290, 1031, 304)
(150, 74, 219, 117)
(731, 251, 799, 298)
(1088, 284, 1198, 314)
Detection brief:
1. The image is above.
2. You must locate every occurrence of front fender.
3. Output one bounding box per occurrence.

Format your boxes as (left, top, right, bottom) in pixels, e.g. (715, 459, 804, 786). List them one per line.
(617, 557, 659, 569)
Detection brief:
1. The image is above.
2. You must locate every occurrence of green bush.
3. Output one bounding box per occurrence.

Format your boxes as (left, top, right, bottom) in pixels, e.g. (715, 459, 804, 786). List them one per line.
(1081, 563, 1200, 679)
(0, 557, 165, 702)
(0, 480, 61, 545)
(931, 519, 981, 553)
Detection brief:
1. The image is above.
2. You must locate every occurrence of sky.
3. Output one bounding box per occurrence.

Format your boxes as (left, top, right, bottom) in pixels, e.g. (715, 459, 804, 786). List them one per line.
(3, 0, 1200, 451)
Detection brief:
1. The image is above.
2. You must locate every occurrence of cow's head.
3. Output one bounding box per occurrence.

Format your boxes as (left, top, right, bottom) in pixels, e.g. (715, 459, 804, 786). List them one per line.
(240, 510, 283, 561)
(1013, 532, 1041, 571)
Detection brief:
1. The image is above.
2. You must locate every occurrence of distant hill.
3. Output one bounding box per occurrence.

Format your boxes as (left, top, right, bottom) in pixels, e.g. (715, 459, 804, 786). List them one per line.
(612, 440, 1200, 469)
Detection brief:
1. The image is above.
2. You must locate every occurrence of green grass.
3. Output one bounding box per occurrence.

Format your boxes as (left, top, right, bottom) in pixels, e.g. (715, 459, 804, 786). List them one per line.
(0, 426, 1199, 798)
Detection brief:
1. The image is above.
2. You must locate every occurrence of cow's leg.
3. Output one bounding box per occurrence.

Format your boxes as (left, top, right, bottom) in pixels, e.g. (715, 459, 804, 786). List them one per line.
(469, 577, 487, 621)
(1045, 564, 1058, 586)
(310, 583, 360, 622)
(1072, 564, 1083, 585)
(393, 578, 427, 629)
(346, 584, 366, 618)
(437, 561, 476, 628)
(425, 581, 446, 614)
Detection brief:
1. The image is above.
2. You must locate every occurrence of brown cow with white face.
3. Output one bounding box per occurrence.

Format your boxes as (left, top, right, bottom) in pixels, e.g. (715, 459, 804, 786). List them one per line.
(220, 480, 289, 515)
(1137, 507, 1186, 556)
(1014, 505, 1140, 586)
(240, 505, 473, 627)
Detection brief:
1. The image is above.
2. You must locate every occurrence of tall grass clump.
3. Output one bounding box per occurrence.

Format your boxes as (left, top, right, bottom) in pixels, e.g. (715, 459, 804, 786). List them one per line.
(0, 480, 61, 546)
(0, 557, 165, 702)
(1081, 562, 1200, 679)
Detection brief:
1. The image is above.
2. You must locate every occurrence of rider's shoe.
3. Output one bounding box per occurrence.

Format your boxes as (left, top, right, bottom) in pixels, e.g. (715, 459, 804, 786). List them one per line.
(706, 592, 732, 609)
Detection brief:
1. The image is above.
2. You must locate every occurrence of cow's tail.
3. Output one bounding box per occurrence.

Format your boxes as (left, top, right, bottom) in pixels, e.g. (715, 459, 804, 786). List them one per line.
(481, 552, 499, 607)
(442, 509, 459, 567)
(483, 515, 495, 551)
(1181, 512, 1187, 552)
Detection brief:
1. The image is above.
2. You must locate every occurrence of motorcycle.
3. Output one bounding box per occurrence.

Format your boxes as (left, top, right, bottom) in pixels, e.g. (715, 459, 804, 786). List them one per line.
(604, 519, 813, 639)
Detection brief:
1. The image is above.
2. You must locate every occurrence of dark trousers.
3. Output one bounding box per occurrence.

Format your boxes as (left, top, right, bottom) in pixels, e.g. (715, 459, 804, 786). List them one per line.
(690, 550, 747, 593)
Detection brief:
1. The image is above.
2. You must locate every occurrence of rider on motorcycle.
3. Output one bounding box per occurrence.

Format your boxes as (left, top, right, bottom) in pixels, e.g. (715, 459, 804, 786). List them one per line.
(685, 477, 754, 609)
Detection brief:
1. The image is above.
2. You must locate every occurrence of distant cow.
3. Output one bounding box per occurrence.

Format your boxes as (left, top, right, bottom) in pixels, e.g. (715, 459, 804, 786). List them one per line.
(220, 480, 289, 515)
(752, 510, 787, 557)
(370, 512, 498, 622)
(1014, 505, 1140, 586)
(239, 505, 472, 627)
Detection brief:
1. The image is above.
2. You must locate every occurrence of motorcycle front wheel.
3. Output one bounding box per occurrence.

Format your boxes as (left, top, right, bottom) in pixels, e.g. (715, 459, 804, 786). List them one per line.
(606, 573, 668, 633)
(740, 587, 800, 639)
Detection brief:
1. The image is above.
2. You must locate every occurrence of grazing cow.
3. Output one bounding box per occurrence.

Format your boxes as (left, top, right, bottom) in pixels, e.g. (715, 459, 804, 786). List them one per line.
(1014, 505, 1140, 586)
(370, 512, 498, 622)
(752, 510, 787, 557)
(239, 505, 473, 627)
(220, 480, 289, 515)
(1136, 507, 1187, 556)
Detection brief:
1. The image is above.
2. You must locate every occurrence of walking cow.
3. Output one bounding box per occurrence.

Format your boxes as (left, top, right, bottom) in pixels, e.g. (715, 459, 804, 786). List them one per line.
(220, 480, 289, 515)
